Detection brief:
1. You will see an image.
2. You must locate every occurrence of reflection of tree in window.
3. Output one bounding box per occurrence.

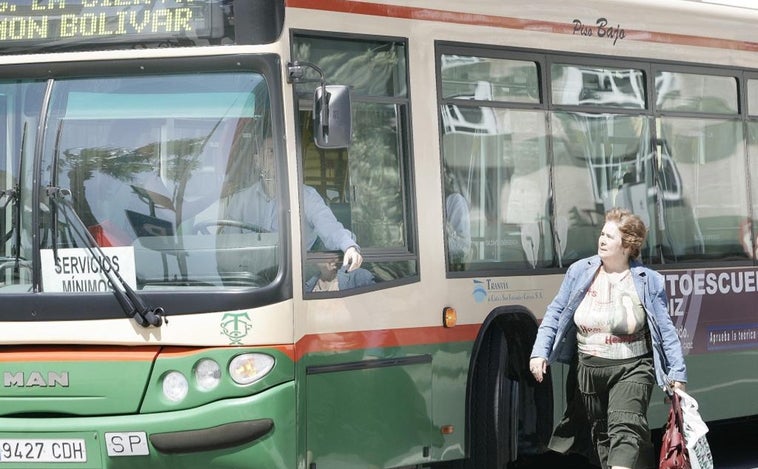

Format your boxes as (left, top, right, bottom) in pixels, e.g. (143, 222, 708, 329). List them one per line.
(350, 104, 404, 248)
(299, 42, 405, 97)
(58, 133, 156, 244)
(57, 122, 214, 247)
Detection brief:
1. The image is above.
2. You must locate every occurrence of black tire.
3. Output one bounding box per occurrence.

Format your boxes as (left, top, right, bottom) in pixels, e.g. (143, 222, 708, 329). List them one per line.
(467, 326, 512, 469)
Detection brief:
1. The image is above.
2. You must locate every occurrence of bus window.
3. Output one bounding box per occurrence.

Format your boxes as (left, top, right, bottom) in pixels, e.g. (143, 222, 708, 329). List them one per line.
(750, 79, 758, 117)
(441, 108, 551, 271)
(439, 53, 549, 272)
(551, 64, 646, 109)
(552, 113, 655, 264)
(746, 118, 758, 258)
(0, 81, 45, 290)
(656, 71, 738, 114)
(293, 34, 417, 293)
(441, 55, 540, 104)
(749, 76, 758, 257)
(656, 117, 747, 261)
(653, 70, 746, 262)
(37, 72, 281, 291)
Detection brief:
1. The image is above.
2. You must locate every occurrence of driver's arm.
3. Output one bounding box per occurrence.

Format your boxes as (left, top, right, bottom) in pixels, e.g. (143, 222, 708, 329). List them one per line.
(302, 186, 357, 254)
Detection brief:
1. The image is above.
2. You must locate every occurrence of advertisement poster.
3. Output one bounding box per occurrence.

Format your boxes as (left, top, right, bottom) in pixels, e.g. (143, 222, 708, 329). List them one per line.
(665, 268, 758, 355)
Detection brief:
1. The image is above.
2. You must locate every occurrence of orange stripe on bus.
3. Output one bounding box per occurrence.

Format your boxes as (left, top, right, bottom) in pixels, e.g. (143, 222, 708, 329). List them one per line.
(295, 323, 480, 360)
(0, 332, 466, 364)
(286, 0, 758, 52)
(0, 346, 160, 362)
(0, 345, 297, 362)
(159, 345, 297, 362)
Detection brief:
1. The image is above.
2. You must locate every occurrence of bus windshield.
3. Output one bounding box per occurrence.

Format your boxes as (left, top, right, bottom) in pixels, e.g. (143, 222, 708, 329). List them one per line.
(2, 71, 280, 293)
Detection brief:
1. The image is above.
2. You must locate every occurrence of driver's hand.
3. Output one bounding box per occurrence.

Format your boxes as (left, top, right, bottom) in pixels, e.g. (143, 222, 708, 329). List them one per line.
(343, 246, 363, 272)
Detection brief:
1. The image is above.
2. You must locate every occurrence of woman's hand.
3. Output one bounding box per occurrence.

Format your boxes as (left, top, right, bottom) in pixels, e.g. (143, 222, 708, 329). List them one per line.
(672, 381, 686, 392)
(529, 357, 548, 383)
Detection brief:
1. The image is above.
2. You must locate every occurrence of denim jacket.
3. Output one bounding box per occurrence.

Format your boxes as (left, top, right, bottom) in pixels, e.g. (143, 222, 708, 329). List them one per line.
(530, 255, 687, 389)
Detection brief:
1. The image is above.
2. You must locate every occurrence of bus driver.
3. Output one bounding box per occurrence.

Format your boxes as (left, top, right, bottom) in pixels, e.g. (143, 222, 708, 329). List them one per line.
(224, 137, 364, 273)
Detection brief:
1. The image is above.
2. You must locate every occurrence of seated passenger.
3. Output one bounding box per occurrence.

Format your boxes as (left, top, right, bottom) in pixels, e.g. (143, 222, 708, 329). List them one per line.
(446, 192, 471, 262)
(225, 137, 363, 272)
(444, 165, 471, 264)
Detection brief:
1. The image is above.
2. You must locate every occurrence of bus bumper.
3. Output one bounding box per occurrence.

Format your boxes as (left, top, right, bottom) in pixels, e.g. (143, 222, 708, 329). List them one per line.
(0, 381, 295, 469)
(149, 418, 274, 454)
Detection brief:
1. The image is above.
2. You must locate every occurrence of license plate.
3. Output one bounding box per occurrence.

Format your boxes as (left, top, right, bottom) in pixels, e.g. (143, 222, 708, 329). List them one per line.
(0, 439, 86, 463)
(104, 432, 149, 457)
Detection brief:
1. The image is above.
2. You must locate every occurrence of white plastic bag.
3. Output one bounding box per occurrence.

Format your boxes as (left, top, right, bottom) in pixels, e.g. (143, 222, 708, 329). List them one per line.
(674, 389, 713, 469)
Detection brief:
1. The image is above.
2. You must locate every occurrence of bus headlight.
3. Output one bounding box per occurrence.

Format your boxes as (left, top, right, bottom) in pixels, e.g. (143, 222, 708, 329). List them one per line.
(162, 371, 189, 402)
(194, 358, 221, 391)
(229, 353, 275, 385)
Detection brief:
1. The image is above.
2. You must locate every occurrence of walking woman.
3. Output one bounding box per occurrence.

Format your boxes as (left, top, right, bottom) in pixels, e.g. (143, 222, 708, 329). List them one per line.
(530, 208, 687, 469)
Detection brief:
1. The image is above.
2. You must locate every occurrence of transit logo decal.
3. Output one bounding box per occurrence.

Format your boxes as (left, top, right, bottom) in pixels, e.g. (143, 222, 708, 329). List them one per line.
(572, 18, 626, 45)
(472, 279, 544, 304)
(472, 280, 488, 303)
(220, 312, 252, 345)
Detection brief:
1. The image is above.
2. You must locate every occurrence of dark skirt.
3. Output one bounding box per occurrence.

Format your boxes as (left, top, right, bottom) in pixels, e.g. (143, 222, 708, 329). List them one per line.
(550, 353, 655, 469)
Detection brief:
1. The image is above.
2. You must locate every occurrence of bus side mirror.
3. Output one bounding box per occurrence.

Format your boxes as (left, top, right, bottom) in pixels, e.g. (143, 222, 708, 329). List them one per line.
(313, 85, 352, 149)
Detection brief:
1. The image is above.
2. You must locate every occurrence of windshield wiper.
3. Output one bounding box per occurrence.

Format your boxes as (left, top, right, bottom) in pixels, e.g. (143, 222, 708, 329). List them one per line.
(47, 186, 166, 328)
(0, 186, 29, 277)
(0, 186, 18, 244)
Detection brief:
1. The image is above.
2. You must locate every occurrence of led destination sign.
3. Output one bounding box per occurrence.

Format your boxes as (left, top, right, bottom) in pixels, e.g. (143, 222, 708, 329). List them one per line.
(0, 0, 234, 52)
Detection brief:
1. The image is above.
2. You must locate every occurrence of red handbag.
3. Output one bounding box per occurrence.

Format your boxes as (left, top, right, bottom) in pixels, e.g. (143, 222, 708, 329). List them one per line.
(659, 391, 691, 469)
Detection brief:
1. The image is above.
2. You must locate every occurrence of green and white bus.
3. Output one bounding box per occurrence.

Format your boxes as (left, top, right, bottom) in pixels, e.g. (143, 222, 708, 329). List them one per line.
(1, 0, 758, 467)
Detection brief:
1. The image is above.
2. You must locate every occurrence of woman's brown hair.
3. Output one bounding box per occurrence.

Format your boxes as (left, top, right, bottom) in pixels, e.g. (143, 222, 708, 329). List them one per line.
(605, 208, 648, 259)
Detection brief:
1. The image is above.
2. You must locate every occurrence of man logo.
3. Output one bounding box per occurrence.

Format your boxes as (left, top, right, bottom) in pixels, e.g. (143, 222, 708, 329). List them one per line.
(3, 371, 69, 388)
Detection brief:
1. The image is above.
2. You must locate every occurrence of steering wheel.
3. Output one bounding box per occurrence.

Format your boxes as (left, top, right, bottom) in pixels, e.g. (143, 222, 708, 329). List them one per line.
(0, 259, 32, 274)
(0, 259, 33, 286)
(192, 219, 271, 235)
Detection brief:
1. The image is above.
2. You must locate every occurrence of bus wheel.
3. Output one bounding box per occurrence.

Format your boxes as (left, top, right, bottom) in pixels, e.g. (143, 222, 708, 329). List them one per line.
(467, 325, 513, 468)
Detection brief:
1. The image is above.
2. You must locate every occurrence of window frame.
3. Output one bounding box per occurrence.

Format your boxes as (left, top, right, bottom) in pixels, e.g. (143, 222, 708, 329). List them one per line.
(436, 41, 758, 277)
(0, 54, 293, 321)
(291, 30, 420, 298)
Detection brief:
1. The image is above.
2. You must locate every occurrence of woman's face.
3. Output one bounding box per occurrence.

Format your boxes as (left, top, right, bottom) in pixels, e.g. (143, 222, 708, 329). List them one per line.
(598, 221, 629, 262)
